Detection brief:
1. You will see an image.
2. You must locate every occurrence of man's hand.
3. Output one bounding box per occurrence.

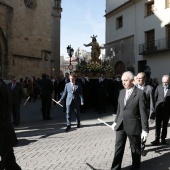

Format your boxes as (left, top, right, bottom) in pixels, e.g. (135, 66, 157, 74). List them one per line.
(81, 102, 84, 105)
(141, 130, 148, 141)
(57, 100, 61, 104)
(150, 119, 155, 124)
(111, 122, 117, 131)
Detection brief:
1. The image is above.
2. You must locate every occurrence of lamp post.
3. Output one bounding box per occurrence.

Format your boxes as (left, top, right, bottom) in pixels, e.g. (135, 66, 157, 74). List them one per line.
(76, 47, 81, 68)
(67, 45, 74, 72)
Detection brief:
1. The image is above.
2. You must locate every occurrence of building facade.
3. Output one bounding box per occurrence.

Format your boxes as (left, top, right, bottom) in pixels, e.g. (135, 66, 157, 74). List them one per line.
(0, 0, 62, 79)
(105, 0, 170, 81)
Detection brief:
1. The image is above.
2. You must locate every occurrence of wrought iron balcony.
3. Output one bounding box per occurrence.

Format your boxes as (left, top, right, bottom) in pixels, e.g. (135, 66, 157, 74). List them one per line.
(139, 37, 170, 55)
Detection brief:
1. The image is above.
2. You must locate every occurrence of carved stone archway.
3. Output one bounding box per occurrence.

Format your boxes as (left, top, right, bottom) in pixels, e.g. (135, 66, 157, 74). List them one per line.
(114, 61, 125, 75)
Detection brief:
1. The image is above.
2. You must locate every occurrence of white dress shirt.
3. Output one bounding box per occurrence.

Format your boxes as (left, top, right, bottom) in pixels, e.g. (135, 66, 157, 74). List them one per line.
(124, 86, 135, 106)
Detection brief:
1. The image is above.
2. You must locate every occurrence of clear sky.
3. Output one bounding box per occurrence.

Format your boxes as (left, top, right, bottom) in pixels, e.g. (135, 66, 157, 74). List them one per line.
(60, 0, 105, 58)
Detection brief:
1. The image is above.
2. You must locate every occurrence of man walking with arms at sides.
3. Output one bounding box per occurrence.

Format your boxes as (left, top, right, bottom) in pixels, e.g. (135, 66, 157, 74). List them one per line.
(150, 75, 170, 145)
(57, 73, 83, 132)
(111, 71, 149, 170)
(39, 74, 53, 120)
(8, 76, 24, 127)
(136, 72, 154, 119)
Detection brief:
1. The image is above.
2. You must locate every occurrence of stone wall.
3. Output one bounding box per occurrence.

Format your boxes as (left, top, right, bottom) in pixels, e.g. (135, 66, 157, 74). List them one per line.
(0, 0, 60, 79)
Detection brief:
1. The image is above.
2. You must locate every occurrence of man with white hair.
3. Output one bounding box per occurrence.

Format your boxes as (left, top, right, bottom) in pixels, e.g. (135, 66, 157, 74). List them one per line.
(111, 71, 149, 170)
(150, 75, 170, 145)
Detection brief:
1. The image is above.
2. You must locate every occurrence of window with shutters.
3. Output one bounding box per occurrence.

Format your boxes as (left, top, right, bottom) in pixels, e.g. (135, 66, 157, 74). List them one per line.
(145, 1, 154, 16)
(116, 16, 123, 29)
(145, 30, 155, 51)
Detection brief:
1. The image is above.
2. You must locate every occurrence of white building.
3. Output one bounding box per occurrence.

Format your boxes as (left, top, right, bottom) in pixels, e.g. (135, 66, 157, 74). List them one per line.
(105, 0, 170, 81)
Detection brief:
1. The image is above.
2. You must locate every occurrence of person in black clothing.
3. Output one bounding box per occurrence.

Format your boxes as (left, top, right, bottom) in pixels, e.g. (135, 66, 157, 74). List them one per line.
(112, 75, 124, 113)
(39, 74, 53, 120)
(79, 73, 90, 112)
(54, 77, 60, 103)
(8, 76, 24, 127)
(97, 73, 108, 114)
(0, 78, 21, 170)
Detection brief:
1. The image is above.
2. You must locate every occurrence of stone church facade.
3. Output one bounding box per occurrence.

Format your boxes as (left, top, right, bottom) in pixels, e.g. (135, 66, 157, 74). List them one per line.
(0, 0, 62, 79)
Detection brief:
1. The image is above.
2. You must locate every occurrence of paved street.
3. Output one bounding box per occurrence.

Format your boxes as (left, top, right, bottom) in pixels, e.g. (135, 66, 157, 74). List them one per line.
(14, 100, 170, 170)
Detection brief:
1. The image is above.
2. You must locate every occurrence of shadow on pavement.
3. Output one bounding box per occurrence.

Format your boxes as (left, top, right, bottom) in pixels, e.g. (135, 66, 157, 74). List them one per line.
(121, 138, 170, 170)
(14, 139, 37, 147)
(144, 138, 170, 156)
(86, 163, 108, 170)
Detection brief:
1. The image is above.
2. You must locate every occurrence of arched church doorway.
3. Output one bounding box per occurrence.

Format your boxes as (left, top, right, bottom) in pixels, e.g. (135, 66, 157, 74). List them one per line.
(114, 61, 125, 75)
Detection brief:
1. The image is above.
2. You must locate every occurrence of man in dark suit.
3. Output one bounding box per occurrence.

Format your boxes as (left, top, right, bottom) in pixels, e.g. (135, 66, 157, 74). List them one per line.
(111, 71, 149, 170)
(150, 75, 170, 145)
(79, 73, 90, 112)
(58, 73, 83, 132)
(8, 76, 24, 127)
(39, 74, 53, 120)
(0, 78, 21, 170)
(97, 73, 108, 114)
(136, 72, 154, 119)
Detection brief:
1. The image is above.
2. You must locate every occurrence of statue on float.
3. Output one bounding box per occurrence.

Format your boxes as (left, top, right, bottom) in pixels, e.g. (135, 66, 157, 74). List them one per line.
(84, 35, 101, 63)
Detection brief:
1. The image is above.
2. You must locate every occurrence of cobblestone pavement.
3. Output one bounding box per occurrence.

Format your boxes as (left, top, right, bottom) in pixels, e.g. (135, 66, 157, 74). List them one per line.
(14, 100, 170, 170)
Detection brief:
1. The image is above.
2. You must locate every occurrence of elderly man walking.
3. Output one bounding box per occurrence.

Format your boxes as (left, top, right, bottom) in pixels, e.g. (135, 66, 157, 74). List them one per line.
(151, 75, 170, 145)
(111, 71, 149, 170)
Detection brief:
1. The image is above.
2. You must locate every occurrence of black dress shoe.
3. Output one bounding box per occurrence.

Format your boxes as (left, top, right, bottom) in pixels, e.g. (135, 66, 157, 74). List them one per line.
(151, 139, 160, 145)
(77, 124, 80, 128)
(161, 139, 168, 145)
(65, 126, 71, 132)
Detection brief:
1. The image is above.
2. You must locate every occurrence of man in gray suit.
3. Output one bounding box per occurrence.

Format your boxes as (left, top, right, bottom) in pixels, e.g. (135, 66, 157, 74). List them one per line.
(151, 75, 170, 145)
(111, 71, 149, 170)
(136, 72, 154, 119)
(58, 73, 83, 132)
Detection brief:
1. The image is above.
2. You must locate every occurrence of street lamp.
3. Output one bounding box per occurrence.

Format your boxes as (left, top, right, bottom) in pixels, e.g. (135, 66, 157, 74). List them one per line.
(76, 47, 81, 68)
(67, 45, 74, 71)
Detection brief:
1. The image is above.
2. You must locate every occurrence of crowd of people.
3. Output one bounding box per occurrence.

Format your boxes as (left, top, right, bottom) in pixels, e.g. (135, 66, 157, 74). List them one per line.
(0, 70, 169, 170)
(111, 72, 170, 170)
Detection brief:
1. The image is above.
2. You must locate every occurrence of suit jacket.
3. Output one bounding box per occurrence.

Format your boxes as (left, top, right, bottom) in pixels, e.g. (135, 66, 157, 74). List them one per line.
(80, 78, 90, 96)
(115, 86, 149, 135)
(8, 82, 23, 104)
(0, 79, 18, 155)
(39, 78, 53, 97)
(137, 84, 154, 118)
(60, 78, 70, 91)
(154, 85, 170, 114)
(60, 82, 83, 106)
(98, 78, 108, 95)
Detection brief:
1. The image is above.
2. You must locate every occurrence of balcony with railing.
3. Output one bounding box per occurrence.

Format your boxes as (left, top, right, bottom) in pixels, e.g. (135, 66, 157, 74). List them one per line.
(139, 37, 170, 55)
